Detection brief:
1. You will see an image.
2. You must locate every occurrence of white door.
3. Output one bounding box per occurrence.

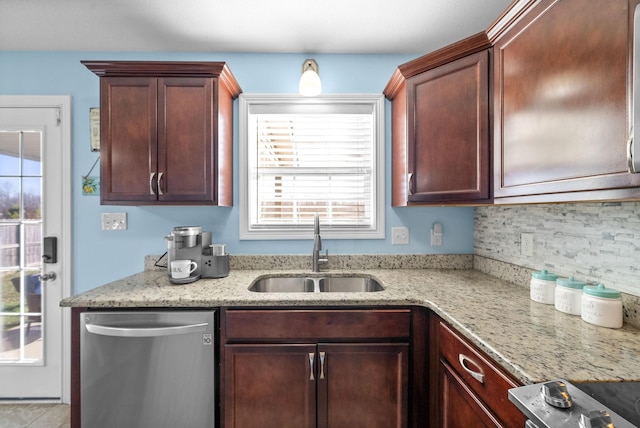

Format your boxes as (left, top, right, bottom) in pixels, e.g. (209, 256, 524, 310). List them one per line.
(0, 96, 71, 401)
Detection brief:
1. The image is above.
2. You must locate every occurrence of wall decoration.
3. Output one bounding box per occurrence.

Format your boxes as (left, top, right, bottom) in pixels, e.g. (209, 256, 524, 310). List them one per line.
(82, 156, 100, 196)
(90, 107, 100, 151)
(82, 176, 100, 195)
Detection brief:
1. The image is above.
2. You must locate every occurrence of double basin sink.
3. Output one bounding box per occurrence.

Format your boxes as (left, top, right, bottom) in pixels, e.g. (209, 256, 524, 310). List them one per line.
(249, 275, 384, 293)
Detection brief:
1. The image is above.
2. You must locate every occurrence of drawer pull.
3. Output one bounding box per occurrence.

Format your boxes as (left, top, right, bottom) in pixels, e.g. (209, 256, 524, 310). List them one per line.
(319, 351, 326, 379)
(309, 352, 315, 381)
(458, 353, 485, 384)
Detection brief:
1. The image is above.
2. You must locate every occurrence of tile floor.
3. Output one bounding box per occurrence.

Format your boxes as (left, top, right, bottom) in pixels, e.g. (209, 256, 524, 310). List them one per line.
(0, 403, 70, 428)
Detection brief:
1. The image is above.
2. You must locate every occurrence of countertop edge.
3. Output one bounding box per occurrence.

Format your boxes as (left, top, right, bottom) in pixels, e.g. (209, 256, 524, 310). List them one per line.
(61, 267, 640, 386)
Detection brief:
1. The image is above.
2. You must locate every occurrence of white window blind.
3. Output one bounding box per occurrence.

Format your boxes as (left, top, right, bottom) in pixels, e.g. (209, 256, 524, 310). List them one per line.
(240, 94, 384, 240)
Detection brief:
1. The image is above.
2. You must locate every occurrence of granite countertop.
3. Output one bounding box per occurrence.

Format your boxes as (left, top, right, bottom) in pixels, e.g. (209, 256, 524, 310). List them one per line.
(61, 265, 640, 386)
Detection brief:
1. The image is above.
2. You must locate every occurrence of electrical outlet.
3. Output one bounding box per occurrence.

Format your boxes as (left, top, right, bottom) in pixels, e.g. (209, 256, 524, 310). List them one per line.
(102, 212, 127, 231)
(521, 232, 534, 256)
(391, 227, 409, 245)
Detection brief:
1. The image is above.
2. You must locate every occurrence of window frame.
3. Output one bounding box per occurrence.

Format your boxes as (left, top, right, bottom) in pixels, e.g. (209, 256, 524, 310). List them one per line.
(239, 93, 385, 240)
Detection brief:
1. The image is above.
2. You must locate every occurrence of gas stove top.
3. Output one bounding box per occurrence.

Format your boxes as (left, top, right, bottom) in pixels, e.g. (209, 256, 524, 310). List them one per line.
(509, 380, 640, 427)
(574, 382, 640, 427)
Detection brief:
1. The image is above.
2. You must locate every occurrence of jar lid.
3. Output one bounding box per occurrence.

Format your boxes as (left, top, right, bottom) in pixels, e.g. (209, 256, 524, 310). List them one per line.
(556, 276, 586, 289)
(531, 269, 558, 281)
(583, 284, 621, 299)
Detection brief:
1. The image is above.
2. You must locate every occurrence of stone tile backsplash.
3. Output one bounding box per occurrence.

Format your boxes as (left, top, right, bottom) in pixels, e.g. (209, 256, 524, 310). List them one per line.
(474, 202, 640, 327)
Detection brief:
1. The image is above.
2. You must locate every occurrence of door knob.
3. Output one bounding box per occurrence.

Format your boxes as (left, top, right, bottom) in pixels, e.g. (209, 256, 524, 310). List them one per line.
(39, 272, 56, 282)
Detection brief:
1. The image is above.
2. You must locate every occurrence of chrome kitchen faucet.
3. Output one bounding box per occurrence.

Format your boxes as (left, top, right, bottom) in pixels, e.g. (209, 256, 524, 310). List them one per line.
(312, 214, 329, 272)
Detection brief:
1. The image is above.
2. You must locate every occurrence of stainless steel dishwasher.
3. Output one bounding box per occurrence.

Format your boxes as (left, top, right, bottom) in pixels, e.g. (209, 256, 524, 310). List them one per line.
(80, 310, 215, 428)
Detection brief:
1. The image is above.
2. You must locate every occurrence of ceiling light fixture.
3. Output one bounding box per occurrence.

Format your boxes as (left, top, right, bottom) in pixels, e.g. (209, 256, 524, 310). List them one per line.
(299, 59, 322, 96)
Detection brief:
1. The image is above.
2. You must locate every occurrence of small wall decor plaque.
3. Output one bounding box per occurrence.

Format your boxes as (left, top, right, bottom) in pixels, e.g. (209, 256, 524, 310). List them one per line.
(82, 176, 100, 195)
(82, 156, 100, 196)
(90, 107, 100, 151)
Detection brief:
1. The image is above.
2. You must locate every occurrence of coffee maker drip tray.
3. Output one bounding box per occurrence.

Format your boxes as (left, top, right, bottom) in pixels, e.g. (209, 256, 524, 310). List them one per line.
(169, 274, 201, 285)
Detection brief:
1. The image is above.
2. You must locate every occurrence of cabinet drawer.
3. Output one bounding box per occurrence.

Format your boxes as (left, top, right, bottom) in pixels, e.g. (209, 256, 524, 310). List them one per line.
(438, 321, 522, 427)
(224, 309, 411, 341)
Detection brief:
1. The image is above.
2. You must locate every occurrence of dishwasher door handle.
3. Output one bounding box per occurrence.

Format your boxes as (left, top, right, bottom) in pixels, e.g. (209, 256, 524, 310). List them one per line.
(85, 321, 208, 337)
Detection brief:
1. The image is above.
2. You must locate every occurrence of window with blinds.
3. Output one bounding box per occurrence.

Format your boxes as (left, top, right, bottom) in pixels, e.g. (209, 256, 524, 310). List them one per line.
(239, 94, 384, 240)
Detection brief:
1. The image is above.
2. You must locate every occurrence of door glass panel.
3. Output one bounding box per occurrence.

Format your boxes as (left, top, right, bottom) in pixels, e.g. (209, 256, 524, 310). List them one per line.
(22, 132, 42, 176)
(22, 178, 41, 221)
(0, 131, 43, 363)
(0, 134, 19, 176)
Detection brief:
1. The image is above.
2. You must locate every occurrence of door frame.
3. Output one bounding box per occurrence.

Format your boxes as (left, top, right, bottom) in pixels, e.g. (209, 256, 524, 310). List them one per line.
(0, 95, 73, 403)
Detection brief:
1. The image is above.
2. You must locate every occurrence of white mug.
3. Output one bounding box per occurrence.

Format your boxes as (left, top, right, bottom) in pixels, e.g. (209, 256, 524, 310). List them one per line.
(170, 260, 197, 279)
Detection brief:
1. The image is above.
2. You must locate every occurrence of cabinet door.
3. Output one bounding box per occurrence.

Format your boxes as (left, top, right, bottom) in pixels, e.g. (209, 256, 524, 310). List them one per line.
(318, 343, 409, 428)
(494, 0, 640, 202)
(100, 76, 158, 203)
(224, 344, 316, 428)
(157, 77, 215, 203)
(440, 361, 500, 428)
(436, 320, 526, 428)
(406, 50, 490, 203)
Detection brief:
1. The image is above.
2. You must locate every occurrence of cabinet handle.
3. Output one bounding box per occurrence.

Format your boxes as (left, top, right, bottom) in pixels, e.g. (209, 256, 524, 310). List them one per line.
(628, 130, 636, 173)
(157, 172, 164, 195)
(149, 172, 156, 195)
(632, 3, 640, 173)
(309, 352, 315, 381)
(458, 353, 485, 384)
(407, 172, 414, 195)
(319, 351, 326, 379)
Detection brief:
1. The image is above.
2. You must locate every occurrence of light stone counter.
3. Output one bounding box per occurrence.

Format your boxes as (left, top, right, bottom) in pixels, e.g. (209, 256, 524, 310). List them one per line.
(61, 257, 640, 386)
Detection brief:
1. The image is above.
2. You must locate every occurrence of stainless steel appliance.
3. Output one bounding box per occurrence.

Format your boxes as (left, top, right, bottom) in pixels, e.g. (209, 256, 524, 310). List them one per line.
(165, 225, 229, 278)
(80, 311, 215, 428)
(165, 226, 211, 277)
(509, 379, 640, 427)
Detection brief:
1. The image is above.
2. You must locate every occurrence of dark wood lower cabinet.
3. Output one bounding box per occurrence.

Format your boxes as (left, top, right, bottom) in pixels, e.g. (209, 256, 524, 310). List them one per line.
(224, 344, 317, 428)
(318, 343, 408, 428)
(223, 342, 408, 428)
(440, 361, 501, 428)
(221, 308, 412, 428)
(432, 317, 526, 428)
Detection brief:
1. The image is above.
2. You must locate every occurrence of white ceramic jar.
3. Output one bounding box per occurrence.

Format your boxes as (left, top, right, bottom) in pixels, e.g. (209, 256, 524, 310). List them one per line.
(530, 270, 558, 304)
(554, 276, 586, 315)
(581, 284, 623, 329)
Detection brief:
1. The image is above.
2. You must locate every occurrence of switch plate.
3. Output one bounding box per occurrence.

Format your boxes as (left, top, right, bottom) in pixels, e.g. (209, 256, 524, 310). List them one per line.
(521, 232, 534, 256)
(431, 222, 443, 246)
(391, 227, 409, 245)
(102, 212, 127, 231)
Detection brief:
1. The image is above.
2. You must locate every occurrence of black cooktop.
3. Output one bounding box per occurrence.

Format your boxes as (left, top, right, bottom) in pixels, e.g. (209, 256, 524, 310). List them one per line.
(574, 382, 640, 427)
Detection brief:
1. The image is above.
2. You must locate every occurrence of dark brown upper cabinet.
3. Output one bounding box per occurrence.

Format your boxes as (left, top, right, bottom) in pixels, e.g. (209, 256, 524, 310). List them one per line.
(82, 61, 241, 205)
(491, 0, 640, 203)
(384, 33, 492, 206)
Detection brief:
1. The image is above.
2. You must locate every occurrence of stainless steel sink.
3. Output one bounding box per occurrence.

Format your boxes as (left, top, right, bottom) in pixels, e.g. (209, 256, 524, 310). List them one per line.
(318, 276, 384, 292)
(248, 277, 315, 292)
(248, 275, 384, 293)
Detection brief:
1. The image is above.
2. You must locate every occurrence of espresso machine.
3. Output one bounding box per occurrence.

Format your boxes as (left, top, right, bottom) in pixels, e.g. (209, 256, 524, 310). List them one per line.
(165, 226, 229, 278)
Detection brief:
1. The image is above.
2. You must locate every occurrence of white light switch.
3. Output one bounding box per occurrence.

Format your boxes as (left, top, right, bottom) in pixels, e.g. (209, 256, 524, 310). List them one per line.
(101, 212, 127, 231)
(431, 222, 443, 246)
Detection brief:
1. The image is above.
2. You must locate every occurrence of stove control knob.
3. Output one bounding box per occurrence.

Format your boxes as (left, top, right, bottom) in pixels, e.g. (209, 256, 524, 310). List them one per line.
(579, 410, 614, 428)
(541, 380, 573, 409)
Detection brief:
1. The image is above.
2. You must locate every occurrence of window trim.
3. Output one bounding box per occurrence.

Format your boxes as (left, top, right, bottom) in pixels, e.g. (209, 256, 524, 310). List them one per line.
(239, 93, 385, 240)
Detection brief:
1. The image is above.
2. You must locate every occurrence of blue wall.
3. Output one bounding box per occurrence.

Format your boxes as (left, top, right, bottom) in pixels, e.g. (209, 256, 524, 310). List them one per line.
(0, 51, 474, 294)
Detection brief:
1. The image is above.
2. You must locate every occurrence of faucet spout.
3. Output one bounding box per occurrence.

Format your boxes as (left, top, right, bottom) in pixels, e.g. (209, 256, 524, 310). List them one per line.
(312, 214, 328, 272)
(314, 214, 320, 235)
